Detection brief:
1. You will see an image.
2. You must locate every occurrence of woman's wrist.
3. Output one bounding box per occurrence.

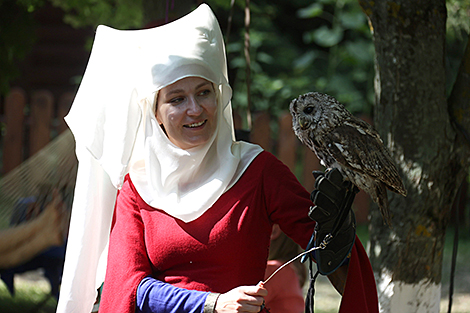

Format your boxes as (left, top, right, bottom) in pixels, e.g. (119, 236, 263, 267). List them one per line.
(204, 292, 220, 313)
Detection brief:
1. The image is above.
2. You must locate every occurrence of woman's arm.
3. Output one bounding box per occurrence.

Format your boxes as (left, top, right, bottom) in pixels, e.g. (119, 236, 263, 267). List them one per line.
(136, 276, 210, 313)
(136, 277, 267, 313)
(0, 191, 66, 269)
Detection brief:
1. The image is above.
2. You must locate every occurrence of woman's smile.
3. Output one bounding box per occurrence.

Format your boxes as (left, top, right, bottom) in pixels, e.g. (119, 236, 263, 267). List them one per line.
(184, 119, 207, 128)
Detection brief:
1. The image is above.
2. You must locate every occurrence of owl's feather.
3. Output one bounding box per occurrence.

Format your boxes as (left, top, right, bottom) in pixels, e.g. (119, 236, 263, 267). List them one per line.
(290, 92, 407, 226)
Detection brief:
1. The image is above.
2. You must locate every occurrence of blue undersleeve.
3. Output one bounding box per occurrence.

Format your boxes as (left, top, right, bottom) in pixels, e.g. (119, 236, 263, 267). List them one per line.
(136, 276, 208, 313)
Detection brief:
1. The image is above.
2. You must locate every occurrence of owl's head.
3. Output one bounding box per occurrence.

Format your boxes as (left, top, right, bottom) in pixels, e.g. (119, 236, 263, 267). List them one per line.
(289, 92, 347, 135)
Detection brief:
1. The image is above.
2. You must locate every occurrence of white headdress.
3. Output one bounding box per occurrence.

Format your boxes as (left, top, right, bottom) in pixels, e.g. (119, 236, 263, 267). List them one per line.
(57, 4, 262, 312)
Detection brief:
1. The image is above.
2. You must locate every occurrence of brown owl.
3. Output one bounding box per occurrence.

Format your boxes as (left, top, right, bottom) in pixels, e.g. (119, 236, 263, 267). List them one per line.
(289, 92, 407, 226)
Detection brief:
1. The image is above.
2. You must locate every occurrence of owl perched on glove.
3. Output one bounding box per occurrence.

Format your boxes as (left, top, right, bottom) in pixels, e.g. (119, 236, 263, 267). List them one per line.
(290, 92, 407, 226)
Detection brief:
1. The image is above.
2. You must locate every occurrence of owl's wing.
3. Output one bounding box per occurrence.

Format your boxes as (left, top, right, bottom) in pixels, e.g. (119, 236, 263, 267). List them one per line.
(323, 123, 406, 196)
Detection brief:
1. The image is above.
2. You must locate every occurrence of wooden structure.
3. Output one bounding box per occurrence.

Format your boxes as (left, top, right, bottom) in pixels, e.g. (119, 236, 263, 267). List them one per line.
(10, 3, 94, 98)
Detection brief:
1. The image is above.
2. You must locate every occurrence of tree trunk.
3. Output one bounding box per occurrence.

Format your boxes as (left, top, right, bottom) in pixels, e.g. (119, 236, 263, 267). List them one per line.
(359, 0, 470, 312)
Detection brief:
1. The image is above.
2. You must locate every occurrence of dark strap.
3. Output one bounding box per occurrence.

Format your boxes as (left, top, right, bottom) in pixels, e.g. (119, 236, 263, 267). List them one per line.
(448, 182, 463, 313)
(305, 257, 320, 313)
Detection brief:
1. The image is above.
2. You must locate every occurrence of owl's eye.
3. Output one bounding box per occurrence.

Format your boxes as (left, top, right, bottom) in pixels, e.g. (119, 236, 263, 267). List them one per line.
(303, 106, 314, 114)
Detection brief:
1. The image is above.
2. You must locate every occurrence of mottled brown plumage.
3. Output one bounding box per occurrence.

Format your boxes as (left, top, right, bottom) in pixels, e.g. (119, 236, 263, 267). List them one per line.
(290, 92, 407, 226)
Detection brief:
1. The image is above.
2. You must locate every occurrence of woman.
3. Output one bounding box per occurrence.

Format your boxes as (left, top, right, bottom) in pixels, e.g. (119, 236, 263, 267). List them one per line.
(57, 4, 378, 313)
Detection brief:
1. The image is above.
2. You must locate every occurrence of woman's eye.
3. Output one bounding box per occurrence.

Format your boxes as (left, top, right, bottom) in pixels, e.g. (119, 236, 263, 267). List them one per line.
(170, 97, 184, 104)
(198, 89, 211, 97)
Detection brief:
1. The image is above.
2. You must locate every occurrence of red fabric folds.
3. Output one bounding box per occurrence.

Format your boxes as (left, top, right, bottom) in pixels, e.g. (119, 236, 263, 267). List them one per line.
(339, 237, 379, 313)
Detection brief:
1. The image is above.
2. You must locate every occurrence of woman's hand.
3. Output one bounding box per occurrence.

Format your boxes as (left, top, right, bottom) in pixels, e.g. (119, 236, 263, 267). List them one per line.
(214, 284, 268, 312)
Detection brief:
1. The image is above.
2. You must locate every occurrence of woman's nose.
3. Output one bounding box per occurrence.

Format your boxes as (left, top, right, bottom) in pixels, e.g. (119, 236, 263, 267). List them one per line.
(186, 97, 203, 115)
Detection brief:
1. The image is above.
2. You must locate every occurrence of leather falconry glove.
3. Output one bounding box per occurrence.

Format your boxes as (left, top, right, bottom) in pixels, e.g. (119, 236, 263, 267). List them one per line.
(301, 168, 357, 275)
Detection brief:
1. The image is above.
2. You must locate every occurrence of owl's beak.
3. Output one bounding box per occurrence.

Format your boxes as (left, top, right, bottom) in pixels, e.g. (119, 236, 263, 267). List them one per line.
(298, 116, 310, 130)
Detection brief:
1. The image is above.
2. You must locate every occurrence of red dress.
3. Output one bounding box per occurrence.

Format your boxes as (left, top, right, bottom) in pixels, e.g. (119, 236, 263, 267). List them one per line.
(100, 151, 378, 313)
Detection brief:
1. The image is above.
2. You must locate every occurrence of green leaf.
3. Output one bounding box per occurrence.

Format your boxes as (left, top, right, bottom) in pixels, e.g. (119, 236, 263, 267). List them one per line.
(312, 26, 344, 47)
(297, 3, 323, 19)
(345, 40, 374, 63)
(293, 51, 317, 71)
(338, 10, 367, 30)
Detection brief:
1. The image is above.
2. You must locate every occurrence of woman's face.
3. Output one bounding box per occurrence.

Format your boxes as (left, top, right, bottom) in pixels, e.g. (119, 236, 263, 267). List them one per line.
(156, 77, 218, 150)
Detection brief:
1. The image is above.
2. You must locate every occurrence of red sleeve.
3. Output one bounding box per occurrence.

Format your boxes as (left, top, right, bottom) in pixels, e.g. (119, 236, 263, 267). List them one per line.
(339, 237, 379, 313)
(259, 152, 315, 249)
(99, 175, 153, 313)
(258, 152, 378, 313)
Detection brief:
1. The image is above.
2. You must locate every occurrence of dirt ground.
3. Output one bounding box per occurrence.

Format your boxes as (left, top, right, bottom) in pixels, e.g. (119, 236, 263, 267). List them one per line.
(312, 274, 470, 313)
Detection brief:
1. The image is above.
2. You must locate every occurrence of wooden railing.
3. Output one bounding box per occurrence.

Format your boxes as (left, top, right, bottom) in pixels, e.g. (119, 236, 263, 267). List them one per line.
(1, 87, 72, 175)
(0, 87, 371, 223)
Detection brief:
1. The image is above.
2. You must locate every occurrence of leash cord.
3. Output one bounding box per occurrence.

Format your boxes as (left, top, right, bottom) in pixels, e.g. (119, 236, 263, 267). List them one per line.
(263, 238, 327, 285)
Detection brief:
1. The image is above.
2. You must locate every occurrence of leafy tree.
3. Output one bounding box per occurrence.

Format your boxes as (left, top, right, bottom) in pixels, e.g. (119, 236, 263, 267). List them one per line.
(218, 0, 376, 127)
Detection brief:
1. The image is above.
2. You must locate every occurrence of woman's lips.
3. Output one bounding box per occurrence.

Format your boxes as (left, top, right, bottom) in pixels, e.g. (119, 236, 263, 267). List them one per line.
(184, 120, 207, 128)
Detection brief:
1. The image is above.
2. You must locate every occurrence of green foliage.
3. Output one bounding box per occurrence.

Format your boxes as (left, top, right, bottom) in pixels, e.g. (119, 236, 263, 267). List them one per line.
(209, 0, 374, 123)
(212, 0, 375, 125)
(446, 0, 470, 96)
(218, 0, 469, 125)
(50, 0, 143, 29)
(0, 0, 38, 96)
(447, 0, 470, 40)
